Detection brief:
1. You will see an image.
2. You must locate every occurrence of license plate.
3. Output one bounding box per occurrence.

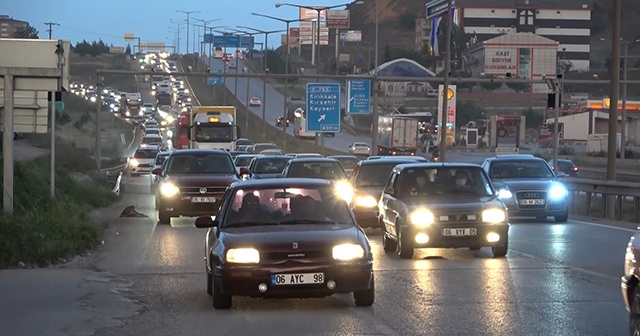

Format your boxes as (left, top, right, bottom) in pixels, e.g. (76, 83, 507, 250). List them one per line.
(271, 273, 324, 285)
(442, 228, 477, 237)
(520, 199, 545, 205)
(191, 197, 216, 203)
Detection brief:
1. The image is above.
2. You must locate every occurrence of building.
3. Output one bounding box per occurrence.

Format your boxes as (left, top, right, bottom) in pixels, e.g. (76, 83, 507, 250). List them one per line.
(0, 15, 28, 38)
(414, 17, 433, 53)
(464, 33, 558, 93)
(367, 58, 436, 101)
(455, 0, 591, 71)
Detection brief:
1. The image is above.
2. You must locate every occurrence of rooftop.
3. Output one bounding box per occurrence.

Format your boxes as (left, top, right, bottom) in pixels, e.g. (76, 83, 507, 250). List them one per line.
(455, 0, 590, 9)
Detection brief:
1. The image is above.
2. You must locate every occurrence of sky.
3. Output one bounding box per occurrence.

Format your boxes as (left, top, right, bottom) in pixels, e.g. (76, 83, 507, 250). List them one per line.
(4, 0, 354, 51)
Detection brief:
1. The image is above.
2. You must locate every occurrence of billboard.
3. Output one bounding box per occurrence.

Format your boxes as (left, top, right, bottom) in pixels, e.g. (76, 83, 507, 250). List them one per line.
(140, 42, 166, 52)
(326, 10, 350, 28)
(437, 85, 457, 145)
(339, 30, 362, 42)
(124, 32, 135, 41)
(483, 47, 518, 76)
(299, 22, 329, 45)
(299, 7, 326, 20)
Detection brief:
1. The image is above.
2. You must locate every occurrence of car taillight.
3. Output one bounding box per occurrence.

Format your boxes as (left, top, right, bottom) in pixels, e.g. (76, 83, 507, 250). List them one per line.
(573, 166, 578, 171)
(367, 147, 370, 151)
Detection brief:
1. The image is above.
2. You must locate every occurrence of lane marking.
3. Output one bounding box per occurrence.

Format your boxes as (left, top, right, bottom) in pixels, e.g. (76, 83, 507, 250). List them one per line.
(511, 249, 619, 281)
(569, 219, 637, 233)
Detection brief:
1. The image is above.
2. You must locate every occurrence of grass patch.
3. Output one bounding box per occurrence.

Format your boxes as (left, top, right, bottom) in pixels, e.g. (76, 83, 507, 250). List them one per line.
(70, 52, 136, 92)
(180, 55, 344, 156)
(0, 148, 121, 268)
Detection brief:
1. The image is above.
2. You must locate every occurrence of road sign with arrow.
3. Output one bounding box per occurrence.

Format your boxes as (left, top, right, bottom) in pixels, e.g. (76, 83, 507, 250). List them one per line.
(306, 83, 341, 133)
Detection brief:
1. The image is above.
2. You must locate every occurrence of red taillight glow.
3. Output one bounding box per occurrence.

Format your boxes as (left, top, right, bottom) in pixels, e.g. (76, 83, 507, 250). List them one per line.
(573, 167, 578, 171)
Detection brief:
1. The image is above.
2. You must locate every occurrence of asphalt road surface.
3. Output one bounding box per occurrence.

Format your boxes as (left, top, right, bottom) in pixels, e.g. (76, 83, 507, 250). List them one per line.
(84, 172, 631, 336)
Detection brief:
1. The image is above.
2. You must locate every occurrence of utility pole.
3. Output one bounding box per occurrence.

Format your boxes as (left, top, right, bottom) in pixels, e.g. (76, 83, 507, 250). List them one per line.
(606, 0, 621, 218)
(44, 22, 59, 39)
(371, 0, 380, 155)
(176, 10, 200, 56)
(439, 0, 453, 162)
(621, 42, 628, 159)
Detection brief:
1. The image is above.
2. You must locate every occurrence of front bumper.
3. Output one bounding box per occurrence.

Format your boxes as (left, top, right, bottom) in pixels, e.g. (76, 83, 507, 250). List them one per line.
(131, 165, 152, 174)
(353, 208, 379, 228)
(402, 223, 509, 249)
(502, 197, 568, 218)
(158, 193, 224, 217)
(214, 261, 373, 298)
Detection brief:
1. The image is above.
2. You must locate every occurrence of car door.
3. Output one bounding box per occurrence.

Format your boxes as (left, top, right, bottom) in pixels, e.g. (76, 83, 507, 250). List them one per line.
(380, 172, 400, 236)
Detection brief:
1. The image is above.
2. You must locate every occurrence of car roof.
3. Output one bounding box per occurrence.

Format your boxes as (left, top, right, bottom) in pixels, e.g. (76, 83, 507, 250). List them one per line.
(486, 155, 544, 162)
(169, 149, 230, 156)
(289, 158, 339, 163)
(328, 155, 360, 159)
(359, 157, 427, 165)
(230, 178, 333, 189)
(394, 162, 482, 171)
(255, 155, 291, 160)
(143, 134, 162, 138)
(137, 145, 161, 151)
(235, 154, 258, 158)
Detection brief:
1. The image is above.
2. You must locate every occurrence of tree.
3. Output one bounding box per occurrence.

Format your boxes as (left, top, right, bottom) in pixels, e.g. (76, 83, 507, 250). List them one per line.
(13, 24, 39, 39)
(456, 100, 486, 126)
(522, 107, 543, 129)
(559, 60, 573, 75)
(479, 77, 503, 92)
(125, 43, 132, 55)
(505, 76, 530, 93)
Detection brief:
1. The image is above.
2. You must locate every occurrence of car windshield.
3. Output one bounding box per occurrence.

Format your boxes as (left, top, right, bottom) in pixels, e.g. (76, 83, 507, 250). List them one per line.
(134, 149, 159, 159)
(234, 156, 256, 167)
(254, 157, 291, 174)
(334, 157, 360, 170)
(490, 160, 554, 179)
(223, 186, 354, 227)
(155, 154, 169, 165)
(355, 163, 404, 187)
(145, 129, 160, 135)
(254, 144, 278, 152)
(195, 125, 234, 142)
(396, 167, 493, 199)
(287, 162, 347, 180)
(167, 153, 235, 174)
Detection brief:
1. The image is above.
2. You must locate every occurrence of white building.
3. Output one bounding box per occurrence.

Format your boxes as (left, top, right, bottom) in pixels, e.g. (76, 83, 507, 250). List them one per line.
(456, 0, 591, 71)
(465, 33, 558, 93)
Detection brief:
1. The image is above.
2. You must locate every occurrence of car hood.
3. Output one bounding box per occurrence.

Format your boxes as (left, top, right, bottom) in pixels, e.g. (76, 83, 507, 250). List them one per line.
(353, 186, 385, 199)
(252, 173, 283, 179)
(221, 224, 362, 250)
(165, 174, 239, 187)
(404, 195, 504, 213)
(492, 179, 556, 192)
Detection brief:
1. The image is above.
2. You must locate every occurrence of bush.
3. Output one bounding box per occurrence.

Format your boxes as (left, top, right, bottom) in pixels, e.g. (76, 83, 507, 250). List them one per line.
(0, 156, 119, 268)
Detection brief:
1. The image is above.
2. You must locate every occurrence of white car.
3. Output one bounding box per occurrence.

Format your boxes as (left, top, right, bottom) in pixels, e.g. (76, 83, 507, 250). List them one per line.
(130, 145, 161, 176)
(144, 128, 161, 137)
(249, 97, 261, 106)
(141, 134, 165, 148)
(150, 151, 171, 193)
(349, 142, 371, 155)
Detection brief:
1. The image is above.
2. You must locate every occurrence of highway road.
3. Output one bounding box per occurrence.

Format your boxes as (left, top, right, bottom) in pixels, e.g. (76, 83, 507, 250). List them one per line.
(82, 175, 630, 335)
(201, 57, 370, 152)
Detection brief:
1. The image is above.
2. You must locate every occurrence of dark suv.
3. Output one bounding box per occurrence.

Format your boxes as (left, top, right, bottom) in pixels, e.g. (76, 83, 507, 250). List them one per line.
(152, 149, 247, 224)
(481, 155, 569, 222)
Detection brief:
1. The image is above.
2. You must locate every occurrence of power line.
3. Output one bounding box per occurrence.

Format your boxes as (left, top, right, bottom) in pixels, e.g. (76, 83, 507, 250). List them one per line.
(44, 21, 60, 39)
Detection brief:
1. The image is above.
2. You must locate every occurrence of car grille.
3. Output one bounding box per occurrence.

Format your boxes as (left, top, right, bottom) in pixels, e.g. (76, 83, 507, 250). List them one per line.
(138, 163, 152, 168)
(261, 250, 331, 263)
(179, 186, 228, 195)
(516, 191, 548, 208)
(435, 212, 482, 223)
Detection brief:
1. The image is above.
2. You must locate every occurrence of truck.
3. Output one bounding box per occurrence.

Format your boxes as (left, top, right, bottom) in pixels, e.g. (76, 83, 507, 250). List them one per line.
(173, 106, 241, 151)
(377, 116, 419, 156)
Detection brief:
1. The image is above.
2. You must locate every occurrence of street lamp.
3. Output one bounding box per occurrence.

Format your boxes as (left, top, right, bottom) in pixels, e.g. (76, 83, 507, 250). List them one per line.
(223, 29, 255, 136)
(193, 19, 221, 71)
(169, 19, 186, 54)
(175, 10, 200, 55)
(251, 13, 316, 151)
(545, 77, 561, 172)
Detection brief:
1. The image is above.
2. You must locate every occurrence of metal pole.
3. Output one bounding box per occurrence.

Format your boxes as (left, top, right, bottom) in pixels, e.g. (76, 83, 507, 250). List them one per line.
(284, 21, 290, 152)
(50, 93, 56, 197)
(606, 0, 621, 218)
(552, 82, 560, 172)
(186, 14, 190, 55)
(262, 33, 268, 141)
(371, 0, 380, 155)
(311, 23, 316, 65)
(245, 64, 250, 137)
(316, 10, 325, 152)
(621, 42, 628, 159)
(96, 83, 102, 171)
(234, 35, 240, 111)
(439, 0, 453, 162)
(3, 74, 14, 213)
(335, 28, 339, 75)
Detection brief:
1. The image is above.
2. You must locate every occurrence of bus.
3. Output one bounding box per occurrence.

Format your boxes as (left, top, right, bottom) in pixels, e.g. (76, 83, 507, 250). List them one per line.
(213, 47, 224, 59)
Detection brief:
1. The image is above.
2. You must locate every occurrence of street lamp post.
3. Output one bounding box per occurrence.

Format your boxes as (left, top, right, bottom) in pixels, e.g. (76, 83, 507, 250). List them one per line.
(176, 10, 200, 58)
(193, 18, 221, 71)
(438, 0, 453, 162)
(169, 19, 186, 54)
(371, 0, 379, 155)
(226, 29, 255, 136)
(251, 13, 314, 151)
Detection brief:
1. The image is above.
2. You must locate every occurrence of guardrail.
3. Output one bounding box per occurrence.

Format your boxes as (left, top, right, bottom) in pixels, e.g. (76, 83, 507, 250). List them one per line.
(577, 168, 640, 183)
(564, 177, 640, 222)
(100, 160, 128, 194)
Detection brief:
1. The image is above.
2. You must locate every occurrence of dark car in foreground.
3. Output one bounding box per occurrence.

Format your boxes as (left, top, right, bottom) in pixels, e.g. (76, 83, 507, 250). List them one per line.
(378, 163, 509, 259)
(622, 232, 640, 335)
(481, 155, 569, 222)
(152, 149, 248, 224)
(196, 178, 375, 309)
(349, 157, 427, 229)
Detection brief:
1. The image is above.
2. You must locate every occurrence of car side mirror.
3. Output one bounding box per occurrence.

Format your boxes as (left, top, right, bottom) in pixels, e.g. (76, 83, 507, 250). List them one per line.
(238, 167, 250, 176)
(195, 216, 217, 228)
(151, 167, 163, 175)
(383, 187, 394, 195)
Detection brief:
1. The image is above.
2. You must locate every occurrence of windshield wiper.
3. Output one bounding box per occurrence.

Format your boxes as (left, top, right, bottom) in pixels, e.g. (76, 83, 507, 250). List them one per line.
(278, 219, 337, 225)
(225, 221, 280, 228)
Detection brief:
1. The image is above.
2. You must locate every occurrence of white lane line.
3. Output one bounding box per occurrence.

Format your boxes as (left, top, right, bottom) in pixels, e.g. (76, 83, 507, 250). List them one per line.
(569, 219, 637, 233)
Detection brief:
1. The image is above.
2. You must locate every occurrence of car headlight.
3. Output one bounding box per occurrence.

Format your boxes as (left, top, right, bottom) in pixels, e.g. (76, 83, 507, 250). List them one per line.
(90, 96, 97, 102)
(160, 183, 179, 197)
(549, 183, 568, 200)
(167, 130, 173, 137)
(354, 195, 377, 207)
(625, 244, 636, 277)
(226, 248, 260, 264)
(409, 209, 434, 227)
(166, 116, 175, 123)
(130, 159, 139, 167)
(332, 244, 365, 261)
(482, 208, 506, 223)
(114, 107, 119, 111)
(497, 189, 512, 199)
(334, 180, 353, 201)
(184, 89, 189, 94)
(109, 103, 115, 109)
(161, 120, 168, 126)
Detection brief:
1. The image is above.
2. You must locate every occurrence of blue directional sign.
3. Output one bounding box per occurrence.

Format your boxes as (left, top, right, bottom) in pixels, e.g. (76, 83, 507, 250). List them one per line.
(306, 83, 341, 133)
(204, 34, 254, 48)
(346, 79, 371, 114)
(207, 69, 223, 86)
(426, 0, 455, 20)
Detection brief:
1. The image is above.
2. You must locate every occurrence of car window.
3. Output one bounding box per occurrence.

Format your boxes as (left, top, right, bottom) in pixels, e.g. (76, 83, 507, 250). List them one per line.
(234, 156, 256, 167)
(334, 157, 360, 170)
(222, 186, 354, 227)
(134, 150, 159, 159)
(396, 167, 493, 199)
(254, 158, 291, 174)
(355, 163, 402, 187)
(490, 160, 554, 179)
(287, 162, 347, 180)
(155, 154, 169, 165)
(167, 153, 235, 174)
(145, 129, 160, 135)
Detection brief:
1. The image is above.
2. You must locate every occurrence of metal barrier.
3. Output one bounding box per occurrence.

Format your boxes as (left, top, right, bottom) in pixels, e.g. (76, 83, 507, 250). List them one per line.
(577, 168, 640, 183)
(564, 177, 640, 222)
